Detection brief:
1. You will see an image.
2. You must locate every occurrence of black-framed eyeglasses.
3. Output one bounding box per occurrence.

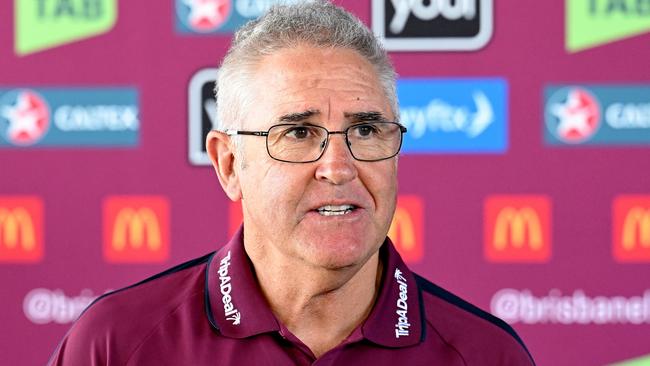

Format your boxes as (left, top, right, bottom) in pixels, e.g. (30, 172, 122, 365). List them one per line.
(225, 122, 407, 163)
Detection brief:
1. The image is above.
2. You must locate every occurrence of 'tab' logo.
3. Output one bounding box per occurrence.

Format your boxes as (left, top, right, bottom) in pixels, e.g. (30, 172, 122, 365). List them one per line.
(566, 0, 650, 52)
(0, 90, 50, 146)
(372, 0, 493, 51)
(545, 87, 601, 144)
(103, 196, 170, 263)
(608, 353, 650, 366)
(398, 78, 508, 153)
(15, 0, 117, 55)
(484, 195, 552, 263)
(176, 0, 301, 34)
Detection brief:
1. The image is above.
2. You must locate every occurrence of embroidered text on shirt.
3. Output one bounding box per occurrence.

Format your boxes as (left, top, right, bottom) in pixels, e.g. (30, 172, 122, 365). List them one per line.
(394, 268, 410, 338)
(218, 251, 241, 325)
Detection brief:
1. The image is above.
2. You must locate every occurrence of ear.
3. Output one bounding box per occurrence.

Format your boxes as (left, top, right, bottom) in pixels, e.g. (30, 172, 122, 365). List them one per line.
(206, 130, 242, 201)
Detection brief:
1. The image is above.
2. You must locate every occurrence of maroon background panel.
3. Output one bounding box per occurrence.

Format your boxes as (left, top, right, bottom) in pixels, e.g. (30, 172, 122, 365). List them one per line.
(0, 1, 649, 365)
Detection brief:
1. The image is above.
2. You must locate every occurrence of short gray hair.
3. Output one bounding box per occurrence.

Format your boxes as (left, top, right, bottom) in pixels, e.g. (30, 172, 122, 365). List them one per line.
(214, 0, 398, 134)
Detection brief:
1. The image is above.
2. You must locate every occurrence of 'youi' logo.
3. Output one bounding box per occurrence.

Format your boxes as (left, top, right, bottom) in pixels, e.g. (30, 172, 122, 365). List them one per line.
(394, 268, 410, 338)
(372, 0, 493, 51)
(218, 251, 241, 325)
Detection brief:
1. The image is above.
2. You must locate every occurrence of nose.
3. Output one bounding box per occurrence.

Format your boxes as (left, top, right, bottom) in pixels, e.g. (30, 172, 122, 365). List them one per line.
(314, 133, 358, 185)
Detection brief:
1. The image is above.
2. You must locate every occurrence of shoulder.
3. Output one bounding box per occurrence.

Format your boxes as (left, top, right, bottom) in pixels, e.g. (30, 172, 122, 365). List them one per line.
(48, 253, 214, 366)
(414, 274, 536, 366)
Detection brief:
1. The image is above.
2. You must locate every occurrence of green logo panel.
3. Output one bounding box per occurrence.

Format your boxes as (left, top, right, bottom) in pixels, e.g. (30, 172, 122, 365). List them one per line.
(15, 0, 117, 55)
(609, 354, 650, 366)
(566, 0, 650, 52)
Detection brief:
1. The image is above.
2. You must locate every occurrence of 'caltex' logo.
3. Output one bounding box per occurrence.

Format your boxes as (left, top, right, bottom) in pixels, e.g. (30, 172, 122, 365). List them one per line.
(546, 87, 601, 144)
(545, 84, 650, 146)
(103, 196, 170, 263)
(614, 195, 650, 262)
(484, 195, 552, 263)
(0, 89, 50, 146)
(0, 87, 140, 148)
(0, 196, 44, 263)
(175, 0, 301, 35)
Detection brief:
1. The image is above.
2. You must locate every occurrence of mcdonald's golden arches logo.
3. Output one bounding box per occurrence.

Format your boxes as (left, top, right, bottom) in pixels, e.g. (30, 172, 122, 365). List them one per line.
(388, 195, 424, 263)
(484, 195, 551, 263)
(0, 196, 43, 263)
(613, 196, 650, 262)
(103, 196, 170, 263)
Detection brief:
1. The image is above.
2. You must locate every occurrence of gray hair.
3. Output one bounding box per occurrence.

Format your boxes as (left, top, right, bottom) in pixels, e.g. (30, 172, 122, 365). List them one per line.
(214, 0, 398, 137)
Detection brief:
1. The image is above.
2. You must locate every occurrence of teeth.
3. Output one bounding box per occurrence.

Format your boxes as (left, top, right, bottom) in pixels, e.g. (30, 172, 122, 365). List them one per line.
(317, 204, 355, 216)
(319, 210, 351, 216)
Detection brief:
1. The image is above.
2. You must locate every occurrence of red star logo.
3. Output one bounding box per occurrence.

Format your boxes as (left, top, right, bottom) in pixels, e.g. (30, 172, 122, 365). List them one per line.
(1, 91, 50, 146)
(549, 88, 600, 143)
(184, 0, 231, 32)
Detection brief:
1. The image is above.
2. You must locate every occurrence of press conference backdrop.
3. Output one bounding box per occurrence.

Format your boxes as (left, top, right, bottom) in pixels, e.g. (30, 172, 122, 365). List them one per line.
(1, 1, 649, 365)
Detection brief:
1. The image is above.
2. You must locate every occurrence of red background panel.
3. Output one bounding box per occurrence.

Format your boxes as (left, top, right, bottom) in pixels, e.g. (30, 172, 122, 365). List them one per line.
(102, 195, 170, 263)
(613, 195, 650, 262)
(389, 195, 424, 263)
(0, 196, 44, 263)
(484, 195, 552, 263)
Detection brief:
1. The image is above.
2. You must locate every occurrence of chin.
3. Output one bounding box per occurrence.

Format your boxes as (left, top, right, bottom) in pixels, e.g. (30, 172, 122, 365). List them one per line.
(302, 239, 379, 271)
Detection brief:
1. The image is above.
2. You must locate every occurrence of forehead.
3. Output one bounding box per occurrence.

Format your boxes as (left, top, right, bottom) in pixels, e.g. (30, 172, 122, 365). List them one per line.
(246, 46, 392, 127)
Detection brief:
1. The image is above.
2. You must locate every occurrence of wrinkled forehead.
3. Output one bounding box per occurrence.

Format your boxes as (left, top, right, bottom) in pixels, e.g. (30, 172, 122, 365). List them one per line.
(243, 46, 393, 129)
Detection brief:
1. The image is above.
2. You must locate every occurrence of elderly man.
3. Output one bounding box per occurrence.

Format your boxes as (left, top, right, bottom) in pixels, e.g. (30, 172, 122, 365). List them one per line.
(49, 1, 535, 365)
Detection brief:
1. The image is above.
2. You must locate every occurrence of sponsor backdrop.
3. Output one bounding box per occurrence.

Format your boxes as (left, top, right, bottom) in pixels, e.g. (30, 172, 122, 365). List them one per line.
(0, 0, 649, 365)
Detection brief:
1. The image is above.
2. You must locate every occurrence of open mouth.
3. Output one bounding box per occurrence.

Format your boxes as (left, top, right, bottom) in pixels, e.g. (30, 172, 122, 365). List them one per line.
(316, 204, 357, 216)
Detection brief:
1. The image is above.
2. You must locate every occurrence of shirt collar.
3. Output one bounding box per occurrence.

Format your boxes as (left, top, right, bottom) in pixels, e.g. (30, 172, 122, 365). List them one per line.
(361, 238, 425, 347)
(204, 227, 279, 338)
(204, 229, 424, 347)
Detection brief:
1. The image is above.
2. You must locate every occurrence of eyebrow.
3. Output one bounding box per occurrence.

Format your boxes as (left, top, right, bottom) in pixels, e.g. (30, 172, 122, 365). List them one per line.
(276, 110, 389, 124)
(277, 109, 320, 123)
(344, 111, 389, 123)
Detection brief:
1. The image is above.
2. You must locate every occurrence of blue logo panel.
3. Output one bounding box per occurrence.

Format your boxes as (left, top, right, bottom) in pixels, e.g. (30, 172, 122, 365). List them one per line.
(0, 88, 139, 148)
(175, 0, 301, 34)
(398, 78, 508, 154)
(544, 85, 650, 146)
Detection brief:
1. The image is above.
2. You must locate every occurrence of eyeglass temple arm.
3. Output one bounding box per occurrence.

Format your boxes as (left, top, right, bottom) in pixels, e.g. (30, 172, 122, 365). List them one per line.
(225, 130, 269, 137)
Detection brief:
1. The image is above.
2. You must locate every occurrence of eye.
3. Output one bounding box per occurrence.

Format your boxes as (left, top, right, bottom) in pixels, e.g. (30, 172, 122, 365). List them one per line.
(351, 123, 380, 137)
(284, 126, 311, 139)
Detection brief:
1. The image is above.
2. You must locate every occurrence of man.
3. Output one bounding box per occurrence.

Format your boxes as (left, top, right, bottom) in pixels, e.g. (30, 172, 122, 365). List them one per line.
(50, 1, 535, 365)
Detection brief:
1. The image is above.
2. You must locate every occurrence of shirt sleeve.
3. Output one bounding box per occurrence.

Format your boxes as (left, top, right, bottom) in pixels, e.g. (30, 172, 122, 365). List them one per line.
(47, 295, 135, 366)
(48, 319, 111, 366)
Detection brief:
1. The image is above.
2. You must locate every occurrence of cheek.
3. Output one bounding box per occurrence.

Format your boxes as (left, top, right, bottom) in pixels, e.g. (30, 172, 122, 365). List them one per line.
(362, 163, 398, 210)
(243, 164, 311, 212)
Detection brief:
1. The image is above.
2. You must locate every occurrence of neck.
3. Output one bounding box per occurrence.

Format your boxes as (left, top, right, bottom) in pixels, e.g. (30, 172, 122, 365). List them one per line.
(244, 240, 383, 358)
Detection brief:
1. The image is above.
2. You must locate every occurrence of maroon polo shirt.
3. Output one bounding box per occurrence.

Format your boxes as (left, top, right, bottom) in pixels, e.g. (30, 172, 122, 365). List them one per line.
(49, 229, 535, 365)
